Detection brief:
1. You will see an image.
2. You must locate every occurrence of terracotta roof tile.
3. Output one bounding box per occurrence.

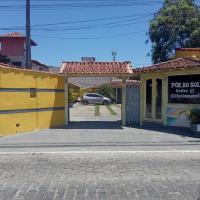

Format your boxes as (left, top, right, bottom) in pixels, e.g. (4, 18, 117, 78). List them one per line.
(60, 61, 133, 76)
(137, 57, 200, 73)
(0, 32, 37, 46)
(0, 32, 25, 38)
(111, 79, 140, 88)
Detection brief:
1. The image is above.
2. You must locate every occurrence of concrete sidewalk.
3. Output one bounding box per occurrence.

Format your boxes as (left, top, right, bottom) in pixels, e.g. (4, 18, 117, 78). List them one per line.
(0, 122, 200, 152)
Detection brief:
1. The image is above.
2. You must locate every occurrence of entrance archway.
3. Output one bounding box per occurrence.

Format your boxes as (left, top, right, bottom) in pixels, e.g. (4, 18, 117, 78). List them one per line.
(59, 61, 133, 126)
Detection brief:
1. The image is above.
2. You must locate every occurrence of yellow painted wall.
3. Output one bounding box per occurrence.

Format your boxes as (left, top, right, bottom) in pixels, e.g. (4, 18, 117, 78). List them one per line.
(140, 68, 200, 127)
(175, 49, 200, 59)
(0, 66, 65, 136)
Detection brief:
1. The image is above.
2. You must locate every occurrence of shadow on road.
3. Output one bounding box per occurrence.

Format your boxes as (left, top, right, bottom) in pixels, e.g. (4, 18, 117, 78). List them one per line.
(129, 122, 199, 139)
(54, 121, 123, 130)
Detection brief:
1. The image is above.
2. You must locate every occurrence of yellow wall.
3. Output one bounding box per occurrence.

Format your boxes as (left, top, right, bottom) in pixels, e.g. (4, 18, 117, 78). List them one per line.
(175, 49, 200, 59)
(140, 68, 200, 128)
(0, 66, 65, 136)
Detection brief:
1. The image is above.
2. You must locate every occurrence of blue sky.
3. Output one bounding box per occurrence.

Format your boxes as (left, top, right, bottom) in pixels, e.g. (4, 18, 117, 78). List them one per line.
(0, 0, 199, 68)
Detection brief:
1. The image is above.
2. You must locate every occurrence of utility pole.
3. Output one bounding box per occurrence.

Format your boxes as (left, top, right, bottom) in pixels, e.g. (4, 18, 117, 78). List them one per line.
(26, 0, 31, 69)
(112, 50, 117, 62)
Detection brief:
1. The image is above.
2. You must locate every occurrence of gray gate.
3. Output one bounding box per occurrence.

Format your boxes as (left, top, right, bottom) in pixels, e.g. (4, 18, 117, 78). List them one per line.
(126, 84, 140, 125)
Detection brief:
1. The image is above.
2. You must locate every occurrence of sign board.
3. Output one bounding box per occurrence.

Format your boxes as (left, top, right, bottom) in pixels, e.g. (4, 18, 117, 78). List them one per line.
(168, 75, 200, 104)
(167, 107, 190, 127)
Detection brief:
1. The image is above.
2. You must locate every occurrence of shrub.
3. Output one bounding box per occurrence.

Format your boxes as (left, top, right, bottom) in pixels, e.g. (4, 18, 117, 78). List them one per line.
(190, 108, 200, 124)
(96, 84, 115, 100)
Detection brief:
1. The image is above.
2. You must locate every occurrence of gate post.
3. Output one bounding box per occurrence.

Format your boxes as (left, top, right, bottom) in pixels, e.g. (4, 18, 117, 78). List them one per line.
(121, 77, 127, 126)
(64, 77, 69, 125)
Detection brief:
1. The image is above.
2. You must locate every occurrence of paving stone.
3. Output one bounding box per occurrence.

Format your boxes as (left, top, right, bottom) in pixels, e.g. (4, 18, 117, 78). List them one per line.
(0, 153, 199, 199)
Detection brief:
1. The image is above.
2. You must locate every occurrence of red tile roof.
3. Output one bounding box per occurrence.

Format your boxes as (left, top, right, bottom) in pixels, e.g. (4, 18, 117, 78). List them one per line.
(60, 61, 133, 76)
(111, 79, 140, 88)
(0, 32, 24, 38)
(137, 57, 200, 73)
(0, 32, 37, 46)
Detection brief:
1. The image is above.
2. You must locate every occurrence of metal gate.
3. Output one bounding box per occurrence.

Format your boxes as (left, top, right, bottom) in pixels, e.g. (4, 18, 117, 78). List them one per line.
(126, 84, 140, 125)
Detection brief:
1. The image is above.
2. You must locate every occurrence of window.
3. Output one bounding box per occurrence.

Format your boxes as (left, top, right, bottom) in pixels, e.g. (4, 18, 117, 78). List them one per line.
(93, 94, 101, 98)
(156, 79, 162, 119)
(146, 79, 152, 118)
(86, 94, 92, 97)
(30, 88, 36, 98)
(12, 62, 22, 67)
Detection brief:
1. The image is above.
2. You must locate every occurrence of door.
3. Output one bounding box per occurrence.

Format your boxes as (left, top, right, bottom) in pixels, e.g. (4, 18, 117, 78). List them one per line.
(145, 78, 163, 121)
(126, 84, 140, 125)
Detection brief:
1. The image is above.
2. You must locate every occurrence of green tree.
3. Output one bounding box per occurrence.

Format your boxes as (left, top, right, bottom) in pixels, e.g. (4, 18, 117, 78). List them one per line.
(148, 0, 200, 63)
(96, 84, 115, 100)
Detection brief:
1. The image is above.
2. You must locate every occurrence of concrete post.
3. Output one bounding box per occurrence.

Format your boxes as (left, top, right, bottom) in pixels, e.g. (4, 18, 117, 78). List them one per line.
(64, 77, 69, 125)
(121, 77, 127, 126)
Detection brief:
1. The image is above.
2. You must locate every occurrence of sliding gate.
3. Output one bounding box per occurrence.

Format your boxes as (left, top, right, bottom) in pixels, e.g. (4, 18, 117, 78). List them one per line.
(126, 84, 140, 125)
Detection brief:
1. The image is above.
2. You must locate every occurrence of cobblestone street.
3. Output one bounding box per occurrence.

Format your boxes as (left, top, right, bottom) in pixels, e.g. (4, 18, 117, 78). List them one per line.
(0, 152, 200, 200)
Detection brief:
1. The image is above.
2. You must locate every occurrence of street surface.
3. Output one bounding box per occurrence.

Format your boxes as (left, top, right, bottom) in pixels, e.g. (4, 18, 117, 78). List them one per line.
(0, 152, 200, 200)
(0, 104, 200, 199)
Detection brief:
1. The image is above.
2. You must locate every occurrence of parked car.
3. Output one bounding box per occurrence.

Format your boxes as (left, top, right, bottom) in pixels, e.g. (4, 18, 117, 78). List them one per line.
(81, 93, 111, 105)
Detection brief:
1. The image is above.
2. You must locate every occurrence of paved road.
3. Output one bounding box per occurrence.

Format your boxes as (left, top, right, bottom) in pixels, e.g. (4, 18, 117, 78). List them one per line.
(0, 118, 200, 152)
(1, 104, 200, 199)
(0, 123, 200, 152)
(0, 152, 200, 200)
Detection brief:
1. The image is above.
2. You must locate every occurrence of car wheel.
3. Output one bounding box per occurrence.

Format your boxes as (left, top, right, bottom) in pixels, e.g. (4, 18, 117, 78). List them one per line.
(82, 100, 88, 105)
(103, 101, 109, 105)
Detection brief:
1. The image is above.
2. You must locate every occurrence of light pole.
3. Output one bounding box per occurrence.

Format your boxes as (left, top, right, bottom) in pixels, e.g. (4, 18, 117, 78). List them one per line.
(112, 50, 117, 62)
(26, 0, 31, 69)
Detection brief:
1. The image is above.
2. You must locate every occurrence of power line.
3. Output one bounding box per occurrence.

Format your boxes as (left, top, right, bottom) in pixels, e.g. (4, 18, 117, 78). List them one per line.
(0, 13, 152, 29)
(34, 30, 146, 40)
(0, 13, 152, 31)
(0, 1, 163, 11)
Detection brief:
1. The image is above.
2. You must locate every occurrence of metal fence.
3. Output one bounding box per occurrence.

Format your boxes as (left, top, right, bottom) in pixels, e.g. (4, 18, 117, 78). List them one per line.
(126, 84, 140, 125)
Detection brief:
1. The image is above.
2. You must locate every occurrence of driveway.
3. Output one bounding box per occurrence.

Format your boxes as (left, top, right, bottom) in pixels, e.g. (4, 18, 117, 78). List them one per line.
(70, 103, 121, 121)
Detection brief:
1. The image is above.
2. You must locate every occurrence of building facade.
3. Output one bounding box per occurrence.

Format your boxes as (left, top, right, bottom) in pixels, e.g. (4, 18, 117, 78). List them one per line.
(0, 32, 37, 67)
(139, 48, 200, 128)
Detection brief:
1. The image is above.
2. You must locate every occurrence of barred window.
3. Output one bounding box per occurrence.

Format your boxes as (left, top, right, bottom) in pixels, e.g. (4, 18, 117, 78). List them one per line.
(30, 88, 36, 98)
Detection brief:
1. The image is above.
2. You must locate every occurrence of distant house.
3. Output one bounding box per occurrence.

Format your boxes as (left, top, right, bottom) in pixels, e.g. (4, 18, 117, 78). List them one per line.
(31, 60, 49, 72)
(0, 32, 37, 67)
(48, 66, 60, 73)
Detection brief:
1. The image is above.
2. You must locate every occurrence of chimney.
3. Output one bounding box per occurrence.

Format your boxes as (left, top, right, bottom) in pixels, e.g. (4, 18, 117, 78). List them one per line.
(81, 57, 96, 62)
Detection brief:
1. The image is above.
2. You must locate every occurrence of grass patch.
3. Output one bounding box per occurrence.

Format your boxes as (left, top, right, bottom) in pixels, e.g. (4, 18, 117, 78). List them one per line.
(95, 105, 100, 116)
(106, 105, 118, 115)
